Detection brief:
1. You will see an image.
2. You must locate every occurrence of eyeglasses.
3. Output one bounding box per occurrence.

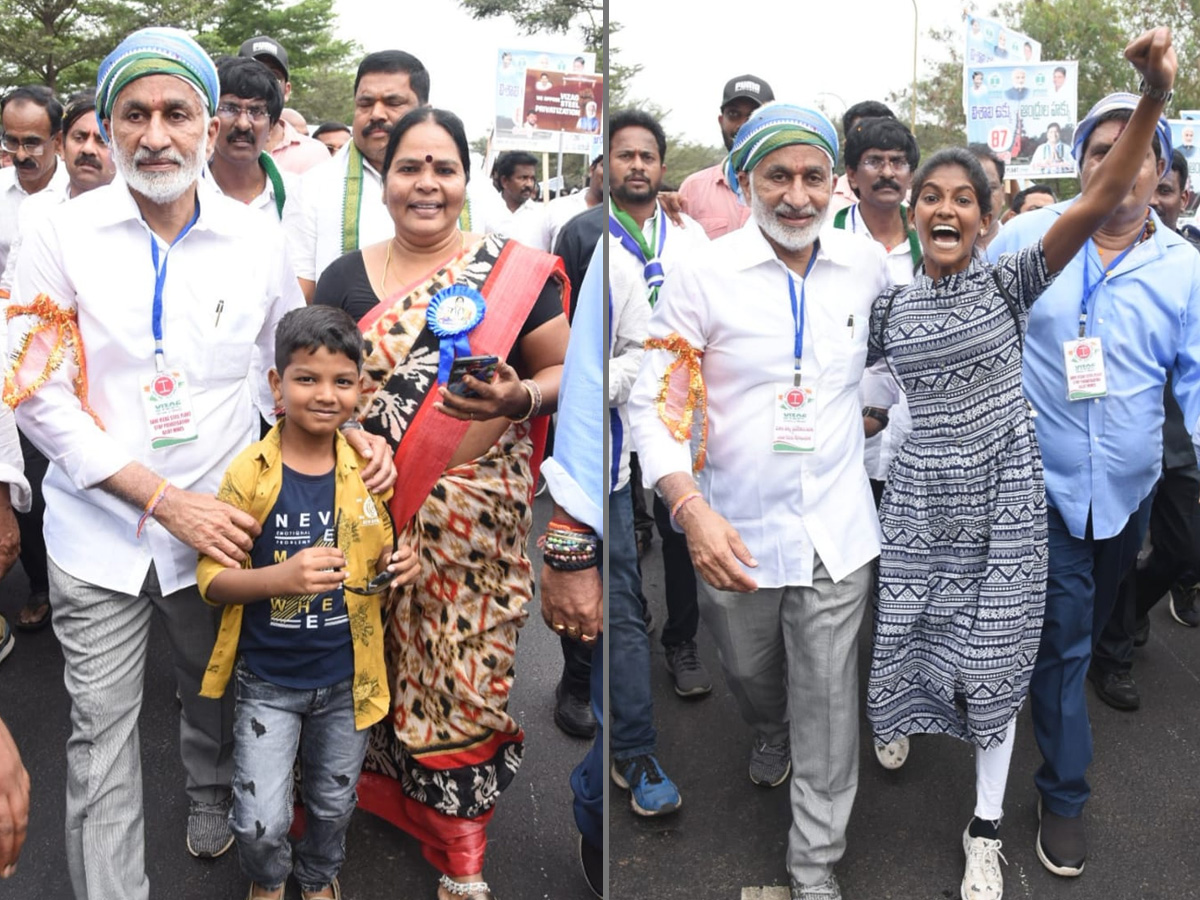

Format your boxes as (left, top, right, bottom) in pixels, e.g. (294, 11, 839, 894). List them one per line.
(215, 103, 271, 123)
(1, 135, 47, 156)
(859, 154, 912, 174)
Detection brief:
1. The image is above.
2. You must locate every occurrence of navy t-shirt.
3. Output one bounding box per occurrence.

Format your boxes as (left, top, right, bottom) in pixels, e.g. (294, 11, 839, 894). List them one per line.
(240, 465, 355, 689)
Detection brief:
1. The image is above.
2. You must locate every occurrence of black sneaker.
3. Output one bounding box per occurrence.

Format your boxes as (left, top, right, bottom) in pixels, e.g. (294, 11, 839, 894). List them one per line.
(579, 835, 602, 898)
(554, 678, 597, 739)
(1036, 799, 1085, 877)
(664, 640, 712, 697)
(1169, 584, 1200, 628)
(1087, 667, 1140, 711)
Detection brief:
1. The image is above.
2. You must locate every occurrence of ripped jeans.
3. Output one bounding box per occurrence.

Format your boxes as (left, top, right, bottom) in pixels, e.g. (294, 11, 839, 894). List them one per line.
(231, 661, 369, 892)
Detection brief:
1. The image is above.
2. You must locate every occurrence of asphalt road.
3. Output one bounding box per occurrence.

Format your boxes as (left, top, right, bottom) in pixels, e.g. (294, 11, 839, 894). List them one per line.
(613, 518, 1200, 900)
(0, 494, 596, 900)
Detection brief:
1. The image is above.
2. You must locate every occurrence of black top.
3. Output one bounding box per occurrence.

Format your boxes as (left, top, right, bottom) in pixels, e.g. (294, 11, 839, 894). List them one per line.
(313, 249, 563, 370)
(553, 204, 604, 322)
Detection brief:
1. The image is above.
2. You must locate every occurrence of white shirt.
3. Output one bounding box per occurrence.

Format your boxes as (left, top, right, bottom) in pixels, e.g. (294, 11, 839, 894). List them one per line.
(546, 191, 592, 251)
(609, 241, 650, 492)
(285, 141, 391, 283)
(0, 177, 73, 293)
(610, 203, 709, 309)
(0, 405, 30, 514)
(9, 178, 304, 595)
(493, 196, 551, 251)
(0, 161, 70, 279)
(629, 222, 889, 588)
(838, 202, 914, 481)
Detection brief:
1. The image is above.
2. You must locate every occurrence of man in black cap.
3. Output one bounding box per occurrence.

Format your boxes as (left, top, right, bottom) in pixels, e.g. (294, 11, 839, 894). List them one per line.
(677, 74, 773, 238)
(238, 35, 329, 174)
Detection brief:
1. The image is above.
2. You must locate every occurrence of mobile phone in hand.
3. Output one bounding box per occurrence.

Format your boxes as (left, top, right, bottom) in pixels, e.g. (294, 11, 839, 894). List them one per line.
(447, 355, 500, 398)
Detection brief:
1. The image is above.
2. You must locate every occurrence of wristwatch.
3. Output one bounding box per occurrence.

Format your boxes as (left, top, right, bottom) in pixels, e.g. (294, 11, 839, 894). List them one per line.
(1139, 78, 1173, 104)
(862, 406, 890, 428)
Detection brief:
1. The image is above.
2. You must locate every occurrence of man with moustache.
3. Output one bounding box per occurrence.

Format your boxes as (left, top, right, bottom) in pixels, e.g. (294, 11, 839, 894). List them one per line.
(832, 117, 920, 517)
(206, 56, 293, 223)
(989, 89, 1200, 878)
(492, 150, 549, 249)
(6, 28, 391, 898)
(0, 90, 113, 635)
(628, 102, 889, 900)
(285, 50, 429, 300)
(0, 86, 69, 276)
(678, 74, 774, 239)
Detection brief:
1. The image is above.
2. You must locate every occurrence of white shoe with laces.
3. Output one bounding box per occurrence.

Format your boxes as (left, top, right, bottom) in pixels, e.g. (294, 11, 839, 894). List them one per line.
(961, 826, 1006, 900)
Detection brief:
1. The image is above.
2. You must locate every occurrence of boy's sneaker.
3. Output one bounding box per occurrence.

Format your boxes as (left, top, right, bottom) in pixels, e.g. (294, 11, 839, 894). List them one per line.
(611, 754, 681, 816)
(962, 827, 1006, 900)
(187, 798, 233, 858)
(0, 617, 13, 667)
(749, 735, 790, 787)
(790, 874, 842, 899)
(664, 640, 712, 697)
(1169, 583, 1200, 627)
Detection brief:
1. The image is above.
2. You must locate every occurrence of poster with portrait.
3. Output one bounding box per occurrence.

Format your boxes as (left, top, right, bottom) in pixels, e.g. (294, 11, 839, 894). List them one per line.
(1167, 120, 1200, 221)
(963, 14, 1042, 114)
(493, 48, 599, 152)
(965, 61, 1078, 180)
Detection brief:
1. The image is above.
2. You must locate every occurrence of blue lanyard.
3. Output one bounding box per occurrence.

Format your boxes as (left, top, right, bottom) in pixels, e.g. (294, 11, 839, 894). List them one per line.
(788, 243, 819, 386)
(1078, 219, 1146, 338)
(149, 203, 201, 371)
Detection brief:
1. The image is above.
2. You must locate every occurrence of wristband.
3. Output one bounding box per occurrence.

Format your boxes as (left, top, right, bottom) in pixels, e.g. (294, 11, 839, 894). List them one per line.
(136, 479, 170, 539)
(670, 490, 703, 522)
(539, 523, 601, 571)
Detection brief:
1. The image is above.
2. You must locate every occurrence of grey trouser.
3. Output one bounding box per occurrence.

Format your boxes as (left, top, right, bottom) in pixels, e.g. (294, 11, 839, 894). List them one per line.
(49, 558, 234, 900)
(698, 555, 872, 887)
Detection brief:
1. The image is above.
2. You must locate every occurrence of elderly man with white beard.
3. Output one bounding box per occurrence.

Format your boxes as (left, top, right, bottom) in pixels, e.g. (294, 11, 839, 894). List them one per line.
(628, 102, 890, 900)
(5, 27, 394, 900)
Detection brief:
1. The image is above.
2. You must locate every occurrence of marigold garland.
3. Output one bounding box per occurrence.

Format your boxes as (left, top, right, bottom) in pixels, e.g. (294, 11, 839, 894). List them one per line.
(644, 332, 708, 473)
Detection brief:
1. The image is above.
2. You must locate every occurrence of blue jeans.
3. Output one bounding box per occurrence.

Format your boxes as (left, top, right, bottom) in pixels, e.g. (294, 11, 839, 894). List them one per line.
(609, 484, 656, 759)
(1030, 497, 1151, 817)
(231, 662, 369, 892)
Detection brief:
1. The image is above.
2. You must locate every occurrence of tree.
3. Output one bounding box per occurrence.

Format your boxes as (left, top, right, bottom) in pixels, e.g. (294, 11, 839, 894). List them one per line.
(456, 0, 602, 53)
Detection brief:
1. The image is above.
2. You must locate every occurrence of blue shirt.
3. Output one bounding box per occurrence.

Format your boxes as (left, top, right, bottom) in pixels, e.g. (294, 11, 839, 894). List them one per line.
(989, 199, 1200, 539)
(241, 464, 355, 688)
(541, 239, 605, 536)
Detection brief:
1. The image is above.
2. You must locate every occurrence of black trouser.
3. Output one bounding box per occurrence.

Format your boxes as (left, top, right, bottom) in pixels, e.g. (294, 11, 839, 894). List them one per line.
(561, 634, 593, 698)
(651, 494, 699, 648)
(1094, 465, 1200, 675)
(628, 454, 654, 546)
(16, 430, 49, 595)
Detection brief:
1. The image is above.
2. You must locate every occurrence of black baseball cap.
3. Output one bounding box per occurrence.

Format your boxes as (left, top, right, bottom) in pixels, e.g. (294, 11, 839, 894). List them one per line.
(722, 75, 774, 109)
(239, 36, 289, 81)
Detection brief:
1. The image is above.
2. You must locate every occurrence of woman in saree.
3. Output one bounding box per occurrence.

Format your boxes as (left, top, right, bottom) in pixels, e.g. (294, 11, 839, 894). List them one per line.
(313, 107, 569, 900)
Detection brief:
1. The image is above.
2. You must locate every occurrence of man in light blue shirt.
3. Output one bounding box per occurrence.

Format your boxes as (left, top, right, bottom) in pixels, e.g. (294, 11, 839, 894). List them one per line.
(989, 91, 1200, 878)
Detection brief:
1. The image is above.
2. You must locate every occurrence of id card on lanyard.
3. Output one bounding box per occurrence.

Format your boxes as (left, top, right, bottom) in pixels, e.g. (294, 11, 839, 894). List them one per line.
(1063, 225, 1144, 401)
(140, 205, 201, 450)
(772, 248, 819, 453)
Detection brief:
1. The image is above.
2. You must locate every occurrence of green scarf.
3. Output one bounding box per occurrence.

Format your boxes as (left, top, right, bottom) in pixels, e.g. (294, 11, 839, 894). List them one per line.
(342, 142, 365, 255)
(258, 152, 286, 220)
(610, 202, 660, 305)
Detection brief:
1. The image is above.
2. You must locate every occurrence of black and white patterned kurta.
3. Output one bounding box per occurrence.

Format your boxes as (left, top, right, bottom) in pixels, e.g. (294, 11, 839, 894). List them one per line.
(867, 241, 1054, 750)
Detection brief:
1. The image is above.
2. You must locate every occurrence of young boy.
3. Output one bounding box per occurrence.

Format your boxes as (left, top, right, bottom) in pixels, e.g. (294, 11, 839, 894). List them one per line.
(196, 305, 419, 900)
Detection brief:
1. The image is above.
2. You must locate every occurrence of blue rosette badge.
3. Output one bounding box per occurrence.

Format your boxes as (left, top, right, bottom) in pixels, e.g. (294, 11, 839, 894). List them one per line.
(427, 284, 487, 383)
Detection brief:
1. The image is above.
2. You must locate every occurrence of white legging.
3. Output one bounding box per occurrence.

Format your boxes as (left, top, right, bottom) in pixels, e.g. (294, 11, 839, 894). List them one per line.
(974, 718, 1018, 822)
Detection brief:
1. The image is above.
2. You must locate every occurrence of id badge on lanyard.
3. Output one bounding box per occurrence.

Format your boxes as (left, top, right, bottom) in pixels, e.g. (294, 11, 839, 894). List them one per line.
(142, 208, 201, 449)
(771, 250, 818, 453)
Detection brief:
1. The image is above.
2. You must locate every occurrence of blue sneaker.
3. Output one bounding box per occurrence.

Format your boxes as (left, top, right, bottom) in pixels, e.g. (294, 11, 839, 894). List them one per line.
(0, 616, 13, 666)
(611, 754, 681, 816)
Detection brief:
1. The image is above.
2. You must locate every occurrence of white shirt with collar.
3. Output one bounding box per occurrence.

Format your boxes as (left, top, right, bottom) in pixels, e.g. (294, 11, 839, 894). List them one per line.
(0, 160, 70, 279)
(492, 196, 551, 251)
(285, 140, 391, 284)
(610, 201, 709, 308)
(838, 201, 915, 482)
(629, 221, 889, 588)
(8, 177, 304, 595)
(0, 176, 75, 294)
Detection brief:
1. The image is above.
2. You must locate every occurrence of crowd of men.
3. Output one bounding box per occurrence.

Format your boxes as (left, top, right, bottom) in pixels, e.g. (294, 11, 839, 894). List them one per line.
(608, 63, 1200, 900)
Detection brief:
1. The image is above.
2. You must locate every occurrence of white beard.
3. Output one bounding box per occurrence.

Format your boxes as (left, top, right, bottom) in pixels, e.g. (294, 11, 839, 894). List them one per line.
(112, 135, 207, 205)
(750, 179, 827, 251)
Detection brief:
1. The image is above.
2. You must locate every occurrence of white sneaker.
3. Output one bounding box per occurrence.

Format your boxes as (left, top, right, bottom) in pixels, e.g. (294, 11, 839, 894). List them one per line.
(961, 826, 1006, 900)
(873, 735, 909, 769)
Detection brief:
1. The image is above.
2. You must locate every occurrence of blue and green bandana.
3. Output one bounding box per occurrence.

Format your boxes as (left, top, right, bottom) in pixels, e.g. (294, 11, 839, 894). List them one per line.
(724, 102, 840, 202)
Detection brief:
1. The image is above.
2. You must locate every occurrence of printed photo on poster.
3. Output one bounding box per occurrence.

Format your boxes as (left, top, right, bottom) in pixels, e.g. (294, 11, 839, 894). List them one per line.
(1168, 119, 1200, 221)
(493, 48, 599, 152)
(965, 61, 1078, 179)
(963, 14, 1042, 113)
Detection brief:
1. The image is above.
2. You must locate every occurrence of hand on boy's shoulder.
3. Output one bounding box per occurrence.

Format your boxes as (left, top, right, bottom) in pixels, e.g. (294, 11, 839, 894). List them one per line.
(341, 427, 397, 494)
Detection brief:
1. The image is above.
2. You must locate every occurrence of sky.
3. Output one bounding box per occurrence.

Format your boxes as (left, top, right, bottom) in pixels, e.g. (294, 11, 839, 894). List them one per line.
(333, 0, 593, 141)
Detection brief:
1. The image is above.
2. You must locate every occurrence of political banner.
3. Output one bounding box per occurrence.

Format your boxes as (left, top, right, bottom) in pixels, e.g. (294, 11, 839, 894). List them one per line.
(963, 14, 1041, 113)
(965, 61, 1079, 180)
(1167, 120, 1200, 220)
(493, 48, 600, 152)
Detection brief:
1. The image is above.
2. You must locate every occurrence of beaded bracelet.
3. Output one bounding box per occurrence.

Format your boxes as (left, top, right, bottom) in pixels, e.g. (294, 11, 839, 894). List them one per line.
(539, 522, 601, 571)
(136, 479, 170, 539)
(670, 489, 703, 522)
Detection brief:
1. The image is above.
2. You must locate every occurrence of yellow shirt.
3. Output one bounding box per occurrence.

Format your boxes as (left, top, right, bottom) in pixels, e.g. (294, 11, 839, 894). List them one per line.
(197, 423, 394, 729)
